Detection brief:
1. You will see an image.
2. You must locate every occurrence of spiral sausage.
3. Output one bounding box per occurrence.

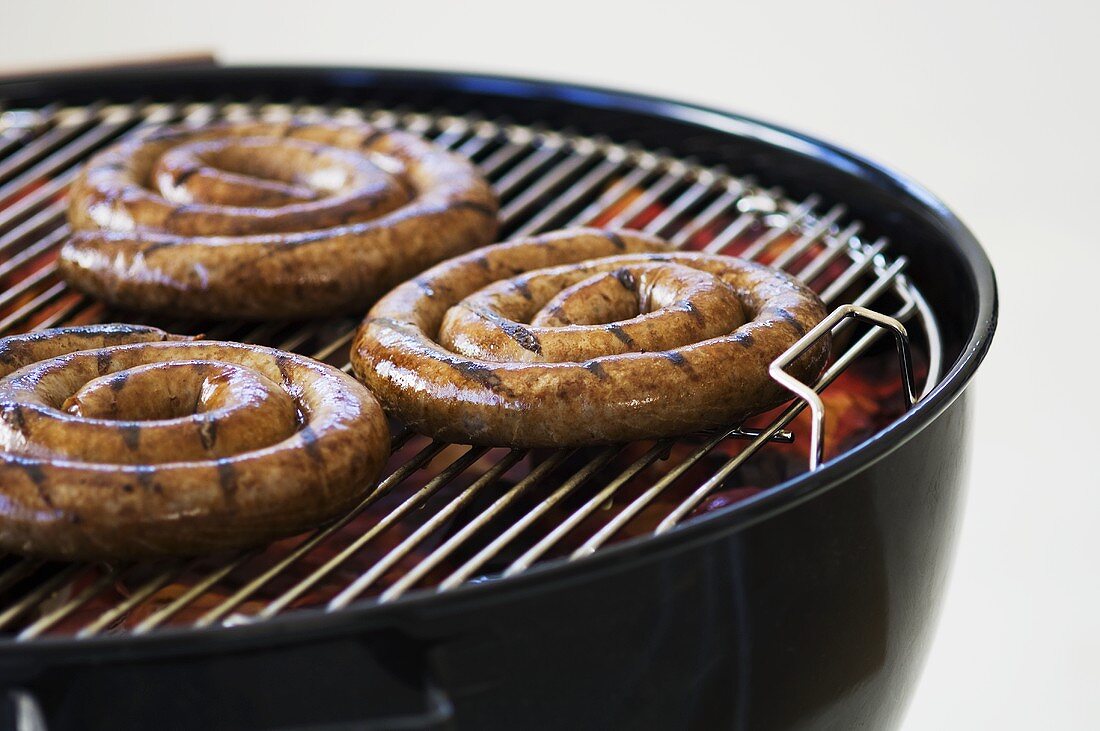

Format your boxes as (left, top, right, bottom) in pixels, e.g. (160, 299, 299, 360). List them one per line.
(352, 228, 830, 447)
(61, 120, 498, 319)
(0, 324, 390, 560)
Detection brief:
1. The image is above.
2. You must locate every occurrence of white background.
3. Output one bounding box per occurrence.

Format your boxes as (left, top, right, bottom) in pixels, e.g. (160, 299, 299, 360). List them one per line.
(2, 1, 1098, 727)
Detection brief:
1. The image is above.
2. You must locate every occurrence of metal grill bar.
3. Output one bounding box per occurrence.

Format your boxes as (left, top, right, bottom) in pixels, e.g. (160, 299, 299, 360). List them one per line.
(770, 204, 847, 270)
(0, 201, 66, 258)
(0, 98, 943, 639)
(373, 446, 553, 601)
(118, 126, 681, 623)
(210, 443, 492, 624)
(0, 103, 105, 182)
(0, 565, 82, 631)
(131, 555, 256, 635)
(582, 280, 916, 552)
(0, 282, 68, 332)
(504, 441, 671, 575)
(17, 568, 119, 640)
(571, 161, 657, 227)
(269, 183, 857, 606)
(216, 155, 803, 617)
(0, 560, 44, 595)
(191, 438, 448, 628)
(510, 151, 630, 237)
(599, 165, 686, 229)
(668, 181, 747, 247)
(0, 262, 57, 309)
(498, 140, 603, 228)
(76, 567, 176, 638)
(796, 223, 868, 283)
(441, 446, 622, 589)
(737, 194, 822, 260)
(0, 107, 149, 232)
(334, 448, 526, 608)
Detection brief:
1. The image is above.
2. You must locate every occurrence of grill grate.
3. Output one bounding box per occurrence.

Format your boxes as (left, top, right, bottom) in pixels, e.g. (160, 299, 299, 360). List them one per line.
(0, 98, 942, 639)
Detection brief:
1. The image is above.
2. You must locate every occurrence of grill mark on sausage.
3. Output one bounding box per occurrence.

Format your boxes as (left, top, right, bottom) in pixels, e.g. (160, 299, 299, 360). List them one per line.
(776, 308, 807, 336)
(215, 459, 237, 497)
(508, 325, 542, 354)
(22, 460, 47, 488)
(107, 371, 129, 391)
(1, 403, 26, 434)
(172, 166, 201, 187)
(162, 203, 200, 230)
(603, 230, 627, 250)
(96, 350, 112, 376)
(414, 278, 437, 298)
(545, 303, 567, 323)
(274, 353, 295, 391)
(606, 325, 635, 348)
(662, 351, 688, 367)
(299, 424, 323, 462)
(473, 255, 492, 271)
(733, 331, 755, 348)
(134, 466, 157, 492)
(677, 300, 705, 325)
(506, 324, 542, 354)
(468, 306, 542, 355)
(449, 199, 498, 219)
(613, 268, 637, 291)
(510, 278, 533, 300)
(0, 345, 19, 368)
(359, 127, 386, 149)
(582, 361, 608, 380)
(33, 481, 54, 508)
(199, 416, 218, 452)
(140, 239, 179, 257)
(121, 424, 140, 451)
(15, 458, 53, 508)
(447, 359, 512, 395)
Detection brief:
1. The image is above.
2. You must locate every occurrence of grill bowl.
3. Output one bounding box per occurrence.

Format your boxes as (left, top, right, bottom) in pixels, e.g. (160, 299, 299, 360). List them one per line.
(0, 66, 996, 730)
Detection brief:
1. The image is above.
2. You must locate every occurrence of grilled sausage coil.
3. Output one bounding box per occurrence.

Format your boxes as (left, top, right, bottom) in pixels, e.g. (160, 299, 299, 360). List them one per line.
(353, 228, 830, 447)
(62, 120, 498, 319)
(0, 325, 390, 560)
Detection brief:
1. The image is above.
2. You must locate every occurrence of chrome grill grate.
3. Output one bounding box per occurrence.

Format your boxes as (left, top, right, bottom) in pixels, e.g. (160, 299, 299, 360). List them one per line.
(0, 98, 942, 639)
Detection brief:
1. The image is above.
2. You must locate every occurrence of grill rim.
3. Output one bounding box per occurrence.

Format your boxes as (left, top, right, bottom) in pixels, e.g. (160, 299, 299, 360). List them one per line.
(0, 65, 997, 657)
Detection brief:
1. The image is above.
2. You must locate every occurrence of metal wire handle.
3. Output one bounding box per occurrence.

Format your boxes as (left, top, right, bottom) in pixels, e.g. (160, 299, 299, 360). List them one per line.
(769, 304, 918, 471)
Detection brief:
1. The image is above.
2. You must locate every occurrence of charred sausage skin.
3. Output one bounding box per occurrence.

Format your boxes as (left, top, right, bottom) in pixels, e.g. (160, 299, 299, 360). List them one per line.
(62, 120, 498, 319)
(352, 228, 830, 447)
(0, 324, 390, 560)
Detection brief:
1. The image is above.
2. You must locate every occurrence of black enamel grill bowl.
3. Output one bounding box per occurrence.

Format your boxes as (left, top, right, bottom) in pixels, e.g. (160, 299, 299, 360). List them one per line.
(0, 66, 996, 731)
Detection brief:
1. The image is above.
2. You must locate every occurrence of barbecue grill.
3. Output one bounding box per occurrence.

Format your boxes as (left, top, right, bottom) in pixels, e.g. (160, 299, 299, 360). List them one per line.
(0, 66, 996, 730)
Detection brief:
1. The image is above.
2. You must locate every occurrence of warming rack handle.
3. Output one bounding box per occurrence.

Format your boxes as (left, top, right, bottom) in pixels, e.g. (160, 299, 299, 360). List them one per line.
(769, 304, 918, 471)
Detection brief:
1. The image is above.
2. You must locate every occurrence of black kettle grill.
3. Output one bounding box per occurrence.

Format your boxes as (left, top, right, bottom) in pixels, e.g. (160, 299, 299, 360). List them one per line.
(0, 65, 996, 730)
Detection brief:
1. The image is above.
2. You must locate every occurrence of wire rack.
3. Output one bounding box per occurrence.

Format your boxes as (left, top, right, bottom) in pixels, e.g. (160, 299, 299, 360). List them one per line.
(0, 97, 942, 640)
